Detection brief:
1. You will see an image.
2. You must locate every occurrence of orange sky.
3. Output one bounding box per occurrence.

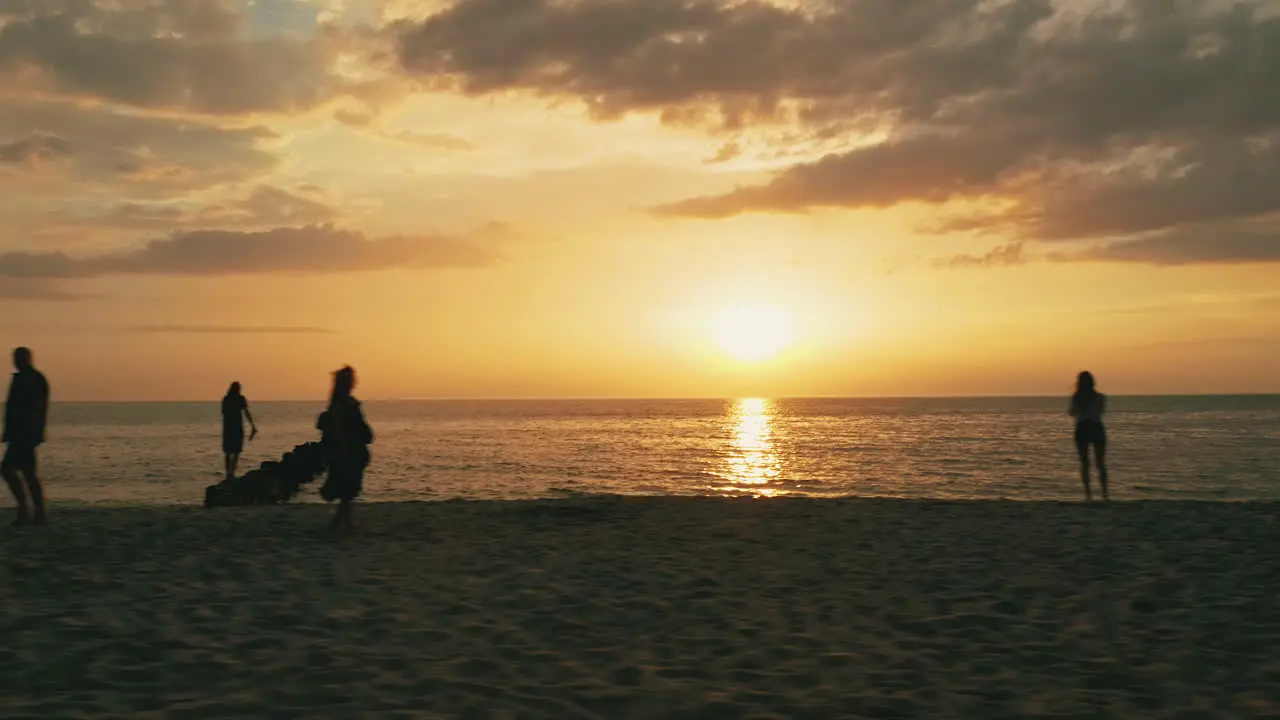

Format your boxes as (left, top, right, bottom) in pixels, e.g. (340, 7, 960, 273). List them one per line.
(0, 0, 1277, 400)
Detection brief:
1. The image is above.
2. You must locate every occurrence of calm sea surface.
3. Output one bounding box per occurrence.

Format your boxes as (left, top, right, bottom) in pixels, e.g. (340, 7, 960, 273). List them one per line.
(25, 396, 1280, 506)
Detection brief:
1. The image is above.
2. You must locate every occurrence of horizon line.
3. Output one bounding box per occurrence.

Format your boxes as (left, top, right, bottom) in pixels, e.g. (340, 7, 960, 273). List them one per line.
(44, 392, 1280, 404)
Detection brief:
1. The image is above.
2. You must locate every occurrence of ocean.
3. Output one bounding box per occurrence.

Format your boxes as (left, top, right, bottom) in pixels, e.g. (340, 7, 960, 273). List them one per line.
(29, 396, 1280, 506)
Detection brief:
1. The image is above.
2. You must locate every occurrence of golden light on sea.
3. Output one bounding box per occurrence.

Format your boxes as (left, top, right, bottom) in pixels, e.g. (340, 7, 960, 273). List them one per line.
(718, 397, 783, 496)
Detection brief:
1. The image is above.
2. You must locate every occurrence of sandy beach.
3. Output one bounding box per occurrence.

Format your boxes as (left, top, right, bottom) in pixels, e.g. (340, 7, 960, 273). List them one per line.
(2, 497, 1278, 718)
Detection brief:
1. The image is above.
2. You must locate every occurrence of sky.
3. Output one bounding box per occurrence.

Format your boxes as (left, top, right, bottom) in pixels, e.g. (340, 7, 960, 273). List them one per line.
(0, 0, 1277, 401)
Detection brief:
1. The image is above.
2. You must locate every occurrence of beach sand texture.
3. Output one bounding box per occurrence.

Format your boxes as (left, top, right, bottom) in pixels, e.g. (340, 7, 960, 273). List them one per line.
(2, 497, 1278, 718)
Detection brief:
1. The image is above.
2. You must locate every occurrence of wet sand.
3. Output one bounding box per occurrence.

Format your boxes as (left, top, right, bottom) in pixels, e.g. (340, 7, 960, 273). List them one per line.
(1, 497, 1278, 718)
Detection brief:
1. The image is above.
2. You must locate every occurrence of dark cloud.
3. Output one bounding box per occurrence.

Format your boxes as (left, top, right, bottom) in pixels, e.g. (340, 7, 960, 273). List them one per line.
(396, 0, 1046, 126)
(0, 99, 278, 196)
(396, 0, 1280, 264)
(940, 221, 1280, 266)
(0, 224, 505, 279)
(951, 138, 1280, 241)
(1070, 224, 1280, 265)
(0, 0, 358, 115)
(657, 132, 1027, 217)
(0, 132, 75, 166)
(129, 324, 336, 335)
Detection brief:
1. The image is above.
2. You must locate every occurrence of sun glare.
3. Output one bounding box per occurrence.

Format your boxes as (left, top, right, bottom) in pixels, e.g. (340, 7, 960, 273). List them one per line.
(712, 304, 795, 362)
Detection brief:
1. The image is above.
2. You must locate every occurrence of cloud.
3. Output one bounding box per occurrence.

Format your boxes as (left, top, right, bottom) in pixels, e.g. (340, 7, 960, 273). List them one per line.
(656, 132, 1027, 217)
(937, 242, 1026, 269)
(961, 138, 1280, 241)
(391, 130, 475, 151)
(941, 221, 1280, 266)
(395, 0, 1031, 126)
(0, 99, 278, 196)
(1069, 224, 1280, 265)
(0, 224, 506, 279)
(0, 132, 75, 166)
(704, 141, 741, 164)
(0, 1, 370, 116)
(394, 0, 1280, 264)
(64, 186, 340, 232)
(334, 109, 475, 150)
(129, 325, 337, 335)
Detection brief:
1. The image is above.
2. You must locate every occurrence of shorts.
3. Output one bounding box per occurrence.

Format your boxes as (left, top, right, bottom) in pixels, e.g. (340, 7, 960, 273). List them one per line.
(2, 443, 37, 473)
(1074, 421, 1106, 451)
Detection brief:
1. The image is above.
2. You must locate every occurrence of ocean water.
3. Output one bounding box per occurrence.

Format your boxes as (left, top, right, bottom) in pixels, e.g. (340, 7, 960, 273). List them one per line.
(23, 396, 1280, 506)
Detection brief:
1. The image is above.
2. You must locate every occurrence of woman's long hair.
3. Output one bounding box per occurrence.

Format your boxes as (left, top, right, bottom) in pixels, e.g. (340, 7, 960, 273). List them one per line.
(226, 381, 241, 397)
(329, 366, 355, 410)
(1073, 371, 1098, 406)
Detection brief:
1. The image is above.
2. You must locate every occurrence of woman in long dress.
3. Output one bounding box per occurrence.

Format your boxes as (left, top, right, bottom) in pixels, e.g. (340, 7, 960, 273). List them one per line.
(318, 366, 373, 533)
(221, 382, 256, 481)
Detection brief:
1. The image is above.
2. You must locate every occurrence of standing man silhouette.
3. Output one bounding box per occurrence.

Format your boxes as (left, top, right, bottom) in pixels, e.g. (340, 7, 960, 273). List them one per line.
(3, 347, 50, 526)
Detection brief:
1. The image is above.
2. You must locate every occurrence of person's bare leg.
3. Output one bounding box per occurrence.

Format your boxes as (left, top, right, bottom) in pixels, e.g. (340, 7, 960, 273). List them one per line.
(1096, 440, 1109, 501)
(25, 470, 45, 525)
(4, 469, 30, 525)
(331, 499, 354, 534)
(330, 499, 346, 533)
(1077, 442, 1093, 501)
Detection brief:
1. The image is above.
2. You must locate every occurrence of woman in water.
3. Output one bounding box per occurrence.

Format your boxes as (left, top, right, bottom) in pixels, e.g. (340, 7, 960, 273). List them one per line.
(221, 382, 257, 481)
(318, 366, 373, 533)
(1069, 371, 1108, 501)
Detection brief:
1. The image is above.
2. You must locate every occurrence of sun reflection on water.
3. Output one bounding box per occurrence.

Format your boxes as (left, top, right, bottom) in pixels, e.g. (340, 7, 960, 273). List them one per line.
(716, 398, 784, 496)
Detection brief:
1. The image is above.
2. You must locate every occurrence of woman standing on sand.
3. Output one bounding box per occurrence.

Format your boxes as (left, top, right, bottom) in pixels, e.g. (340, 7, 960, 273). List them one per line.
(1069, 371, 1109, 501)
(318, 366, 373, 533)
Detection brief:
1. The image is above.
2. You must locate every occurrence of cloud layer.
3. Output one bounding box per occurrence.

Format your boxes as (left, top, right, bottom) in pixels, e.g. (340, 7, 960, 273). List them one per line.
(3, 0, 1277, 280)
(397, 0, 1280, 264)
(0, 1, 515, 302)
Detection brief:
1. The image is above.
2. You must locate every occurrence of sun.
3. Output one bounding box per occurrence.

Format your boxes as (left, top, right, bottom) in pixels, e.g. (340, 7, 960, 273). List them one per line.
(712, 303, 795, 362)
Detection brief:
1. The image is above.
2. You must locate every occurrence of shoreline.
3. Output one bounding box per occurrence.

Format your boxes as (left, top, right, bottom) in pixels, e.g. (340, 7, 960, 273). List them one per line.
(35, 492, 1280, 510)
(3, 498, 1277, 717)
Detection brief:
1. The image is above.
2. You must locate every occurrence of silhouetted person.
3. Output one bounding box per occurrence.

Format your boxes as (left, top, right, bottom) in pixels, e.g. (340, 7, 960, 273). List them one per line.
(221, 382, 257, 481)
(1069, 371, 1108, 501)
(3, 347, 50, 526)
(318, 366, 372, 534)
